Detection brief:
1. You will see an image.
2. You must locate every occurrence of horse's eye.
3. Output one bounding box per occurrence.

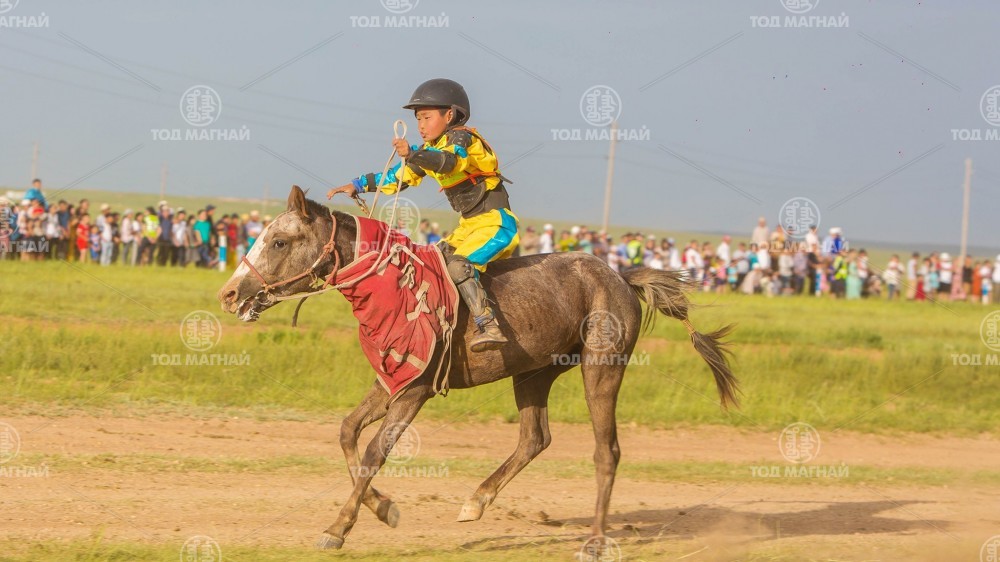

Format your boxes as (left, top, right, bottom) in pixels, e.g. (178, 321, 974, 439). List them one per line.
(274, 240, 286, 249)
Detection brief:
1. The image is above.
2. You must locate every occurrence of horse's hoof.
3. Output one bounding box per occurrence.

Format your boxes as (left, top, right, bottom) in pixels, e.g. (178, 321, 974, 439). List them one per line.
(377, 500, 401, 528)
(316, 533, 344, 550)
(456, 499, 484, 522)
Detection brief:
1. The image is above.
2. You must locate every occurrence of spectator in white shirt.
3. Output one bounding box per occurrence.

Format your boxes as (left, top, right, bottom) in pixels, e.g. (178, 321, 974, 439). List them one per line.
(648, 250, 664, 271)
(716, 235, 731, 267)
(905, 252, 919, 299)
(683, 240, 703, 280)
(538, 223, 555, 254)
(119, 210, 136, 266)
(804, 225, 819, 254)
(751, 216, 769, 247)
(665, 238, 682, 270)
(884, 254, 903, 300)
(938, 252, 954, 300)
(99, 213, 114, 266)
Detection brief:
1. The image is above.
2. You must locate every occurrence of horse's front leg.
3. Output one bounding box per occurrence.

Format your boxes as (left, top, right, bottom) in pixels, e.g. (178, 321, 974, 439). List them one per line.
(318, 384, 435, 550)
(340, 382, 400, 527)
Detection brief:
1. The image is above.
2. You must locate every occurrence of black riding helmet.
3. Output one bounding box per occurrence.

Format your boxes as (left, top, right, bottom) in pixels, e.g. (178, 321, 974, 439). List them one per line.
(403, 78, 470, 127)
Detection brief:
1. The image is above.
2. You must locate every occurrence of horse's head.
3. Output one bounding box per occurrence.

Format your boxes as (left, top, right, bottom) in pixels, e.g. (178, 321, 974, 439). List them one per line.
(217, 185, 354, 322)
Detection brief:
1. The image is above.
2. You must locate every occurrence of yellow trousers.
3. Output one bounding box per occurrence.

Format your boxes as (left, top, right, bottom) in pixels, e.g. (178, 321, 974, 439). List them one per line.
(444, 208, 519, 273)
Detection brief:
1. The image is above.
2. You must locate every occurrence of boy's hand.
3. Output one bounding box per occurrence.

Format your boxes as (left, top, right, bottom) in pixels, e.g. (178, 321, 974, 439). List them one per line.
(392, 138, 410, 158)
(327, 184, 357, 200)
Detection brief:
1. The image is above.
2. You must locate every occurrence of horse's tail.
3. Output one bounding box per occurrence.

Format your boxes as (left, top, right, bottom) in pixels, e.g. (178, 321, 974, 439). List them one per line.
(619, 267, 740, 410)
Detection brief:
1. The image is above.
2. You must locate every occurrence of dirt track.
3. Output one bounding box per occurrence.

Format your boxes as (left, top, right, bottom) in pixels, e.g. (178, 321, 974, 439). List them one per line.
(2, 414, 998, 560)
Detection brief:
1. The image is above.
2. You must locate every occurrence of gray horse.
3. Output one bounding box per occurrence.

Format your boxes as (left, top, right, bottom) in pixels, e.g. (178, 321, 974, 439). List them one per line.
(217, 186, 738, 551)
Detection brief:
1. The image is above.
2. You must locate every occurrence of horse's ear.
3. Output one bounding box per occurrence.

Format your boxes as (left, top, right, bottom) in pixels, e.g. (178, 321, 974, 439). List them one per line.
(287, 185, 309, 220)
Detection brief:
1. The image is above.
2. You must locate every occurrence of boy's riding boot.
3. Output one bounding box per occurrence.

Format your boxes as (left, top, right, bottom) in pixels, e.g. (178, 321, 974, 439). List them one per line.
(447, 254, 507, 352)
(457, 277, 507, 352)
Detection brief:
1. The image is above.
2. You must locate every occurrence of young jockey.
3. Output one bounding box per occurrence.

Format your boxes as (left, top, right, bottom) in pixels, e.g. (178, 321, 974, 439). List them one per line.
(327, 79, 518, 352)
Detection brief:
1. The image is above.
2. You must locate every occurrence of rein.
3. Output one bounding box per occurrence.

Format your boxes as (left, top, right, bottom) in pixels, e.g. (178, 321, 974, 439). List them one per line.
(240, 210, 341, 308)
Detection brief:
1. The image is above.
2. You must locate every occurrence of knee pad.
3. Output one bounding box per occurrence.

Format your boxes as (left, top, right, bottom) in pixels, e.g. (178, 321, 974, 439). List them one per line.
(446, 255, 476, 285)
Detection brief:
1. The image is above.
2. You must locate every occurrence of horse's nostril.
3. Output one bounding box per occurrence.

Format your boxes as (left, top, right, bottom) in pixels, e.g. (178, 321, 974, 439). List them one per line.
(224, 289, 237, 304)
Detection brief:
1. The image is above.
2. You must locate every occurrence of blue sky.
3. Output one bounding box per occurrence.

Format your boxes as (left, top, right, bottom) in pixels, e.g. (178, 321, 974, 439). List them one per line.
(1, 0, 998, 248)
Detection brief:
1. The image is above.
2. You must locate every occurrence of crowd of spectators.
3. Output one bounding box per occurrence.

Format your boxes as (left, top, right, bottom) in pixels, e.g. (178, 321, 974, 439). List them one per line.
(518, 217, 1000, 304)
(0, 180, 268, 270)
(3, 182, 997, 304)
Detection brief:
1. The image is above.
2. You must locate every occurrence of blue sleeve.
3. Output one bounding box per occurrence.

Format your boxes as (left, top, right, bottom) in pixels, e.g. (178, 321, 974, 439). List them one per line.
(354, 161, 407, 192)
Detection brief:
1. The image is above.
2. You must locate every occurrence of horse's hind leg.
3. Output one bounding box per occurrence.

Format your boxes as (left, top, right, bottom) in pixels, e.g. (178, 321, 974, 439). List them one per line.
(339, 382, 399, 527)
(581, 361, 625, 542)
(457, 367, 561, 522)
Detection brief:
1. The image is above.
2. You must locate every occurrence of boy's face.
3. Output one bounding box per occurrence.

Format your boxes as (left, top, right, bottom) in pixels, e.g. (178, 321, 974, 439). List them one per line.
(415, 108, 452, 142)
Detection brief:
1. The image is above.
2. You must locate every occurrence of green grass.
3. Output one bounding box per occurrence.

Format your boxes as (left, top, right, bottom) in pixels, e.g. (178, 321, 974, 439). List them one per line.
(1, 261, 998, 434)
(17, 451, 1000, 488)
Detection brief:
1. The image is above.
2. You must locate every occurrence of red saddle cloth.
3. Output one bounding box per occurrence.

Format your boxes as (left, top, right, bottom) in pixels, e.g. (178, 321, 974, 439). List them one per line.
(333, 216, 458, 398)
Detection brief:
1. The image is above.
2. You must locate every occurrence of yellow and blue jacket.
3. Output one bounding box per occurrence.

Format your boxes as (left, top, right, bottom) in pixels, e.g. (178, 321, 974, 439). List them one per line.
(352, 127, 503, 195)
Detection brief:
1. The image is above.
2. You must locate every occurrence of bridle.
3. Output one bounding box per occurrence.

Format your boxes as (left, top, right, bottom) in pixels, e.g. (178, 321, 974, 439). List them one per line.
(240, 210, 341, 309)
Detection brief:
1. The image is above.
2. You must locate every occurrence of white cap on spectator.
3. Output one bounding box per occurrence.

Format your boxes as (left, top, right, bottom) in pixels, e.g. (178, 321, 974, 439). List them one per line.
(100, 203, 110, 211)
(123, 209, 133, 215)
(570, 226, 580, 235)
(940, 252, 951, 261)
(543, 223, 553, 231)
(158, 200, 168, 208)
(21, 199, 30, 206)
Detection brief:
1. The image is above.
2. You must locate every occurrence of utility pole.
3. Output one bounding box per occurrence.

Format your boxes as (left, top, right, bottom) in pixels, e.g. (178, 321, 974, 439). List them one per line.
(30, 141, 39, 181)
(159, 162, 168, 201)
(601, 120, 617, 235)
(959, 157, 972, 272)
